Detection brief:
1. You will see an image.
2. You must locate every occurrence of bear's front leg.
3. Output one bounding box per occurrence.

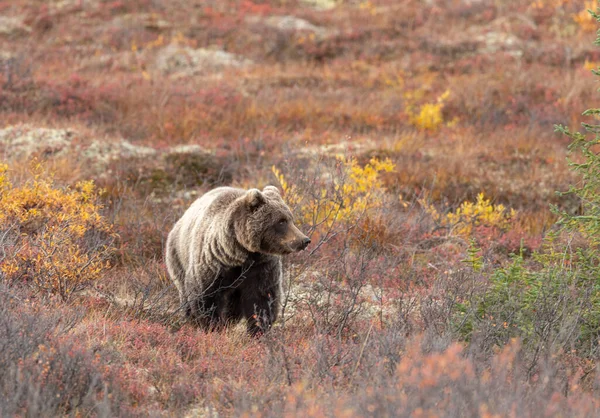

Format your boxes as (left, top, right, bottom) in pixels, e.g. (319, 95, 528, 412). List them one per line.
(242, 283, 281, 336)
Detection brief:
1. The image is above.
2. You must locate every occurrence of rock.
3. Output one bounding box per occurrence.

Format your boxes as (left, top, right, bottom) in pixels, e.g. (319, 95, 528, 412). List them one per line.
(433, 27, 525, 60)
(0, 16, 32, 38)
(0, 125, 75, 160)
(0, 124, 161, 170)
(81, 139, 158, 172)
(184, 404, 215, 418)
(0, 124, 152, 167)
(0, 51, 15, 64)
(0, 124, 225, 193)
(153, 44, 251, 77)
(246, 15, 333, 40)
(476, 31, 523, 57)
(263, 15, 324, 33)
(168, 144, 206, 155)
(300, 0, 337, 10)
(49, 0, 83, 12)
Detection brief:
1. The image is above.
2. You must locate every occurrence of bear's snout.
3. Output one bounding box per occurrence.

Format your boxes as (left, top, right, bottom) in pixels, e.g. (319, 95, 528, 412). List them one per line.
(299, 237, 311, 250)
(292, 236, 311, 252)
(283, 223, 311, 253)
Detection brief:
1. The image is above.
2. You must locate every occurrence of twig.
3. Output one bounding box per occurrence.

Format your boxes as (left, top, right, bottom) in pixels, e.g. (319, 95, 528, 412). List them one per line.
(350, 321, 374, 384)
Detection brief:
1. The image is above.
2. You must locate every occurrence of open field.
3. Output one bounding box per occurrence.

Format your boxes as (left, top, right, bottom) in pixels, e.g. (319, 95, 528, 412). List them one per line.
(2, 0, 600, 416)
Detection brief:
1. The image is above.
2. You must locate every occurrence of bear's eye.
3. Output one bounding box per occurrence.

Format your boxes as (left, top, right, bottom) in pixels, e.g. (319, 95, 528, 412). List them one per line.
(278, 219, 287, 226)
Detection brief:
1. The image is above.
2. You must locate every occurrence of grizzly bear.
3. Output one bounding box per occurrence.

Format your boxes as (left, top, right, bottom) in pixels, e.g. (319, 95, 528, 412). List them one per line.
(165, 186, 310, 335)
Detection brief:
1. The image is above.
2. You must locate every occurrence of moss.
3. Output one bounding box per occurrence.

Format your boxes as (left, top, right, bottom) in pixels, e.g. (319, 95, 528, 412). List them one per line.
(165, 151, 233, 189)
(112, 151, 234, 196)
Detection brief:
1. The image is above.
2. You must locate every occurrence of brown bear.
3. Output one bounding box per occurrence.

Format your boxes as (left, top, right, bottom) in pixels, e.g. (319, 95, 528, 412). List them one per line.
(165, 186, 310, 335)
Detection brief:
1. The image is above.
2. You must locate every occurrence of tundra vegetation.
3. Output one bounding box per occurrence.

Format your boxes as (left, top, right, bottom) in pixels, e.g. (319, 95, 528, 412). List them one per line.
(1, 0, 600, 416)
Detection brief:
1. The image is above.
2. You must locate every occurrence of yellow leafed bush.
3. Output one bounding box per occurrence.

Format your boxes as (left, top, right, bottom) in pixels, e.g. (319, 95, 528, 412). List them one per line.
(408, 90, 451, 131)
(0, 162, 115, 300)
(421, 192, 515, 237)
(273, 157, 395, 231)
(573, 0, 597, 33)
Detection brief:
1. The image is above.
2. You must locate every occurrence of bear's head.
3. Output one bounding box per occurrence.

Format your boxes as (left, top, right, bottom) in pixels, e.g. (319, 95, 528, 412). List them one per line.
(234, 186, 310, 255)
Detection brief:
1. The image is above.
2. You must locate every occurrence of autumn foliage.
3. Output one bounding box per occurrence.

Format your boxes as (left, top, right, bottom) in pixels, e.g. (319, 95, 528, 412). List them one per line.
(0, 163, 115, 300)
(2, 0, 600, 416)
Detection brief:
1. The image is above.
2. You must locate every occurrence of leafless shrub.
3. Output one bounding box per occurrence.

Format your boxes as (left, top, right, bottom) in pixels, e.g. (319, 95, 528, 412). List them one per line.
(0, 285, 121, 417)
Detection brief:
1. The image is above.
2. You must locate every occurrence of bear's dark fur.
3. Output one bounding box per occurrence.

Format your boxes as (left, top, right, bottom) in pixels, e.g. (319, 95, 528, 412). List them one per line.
(165, 186, 310, 334)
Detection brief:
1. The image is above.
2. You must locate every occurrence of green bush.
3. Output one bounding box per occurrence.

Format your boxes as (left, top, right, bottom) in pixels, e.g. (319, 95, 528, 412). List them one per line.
(454, 4, 600, 362)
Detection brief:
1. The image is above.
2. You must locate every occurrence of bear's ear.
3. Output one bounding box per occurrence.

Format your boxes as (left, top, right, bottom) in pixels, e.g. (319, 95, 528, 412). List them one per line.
(263, 185, 280, 196)
(245, 189, 265, 210)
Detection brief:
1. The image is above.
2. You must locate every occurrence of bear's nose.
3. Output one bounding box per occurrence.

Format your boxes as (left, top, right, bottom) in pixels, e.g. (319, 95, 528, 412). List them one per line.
(300, 237, 311, 250)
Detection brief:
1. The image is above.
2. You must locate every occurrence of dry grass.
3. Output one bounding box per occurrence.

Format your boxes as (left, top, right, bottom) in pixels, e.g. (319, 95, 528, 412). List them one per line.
(2, 0, 600, 415)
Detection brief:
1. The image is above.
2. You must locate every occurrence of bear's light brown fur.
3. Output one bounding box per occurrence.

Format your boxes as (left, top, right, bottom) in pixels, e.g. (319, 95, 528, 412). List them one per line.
(165, 186, 310, 334)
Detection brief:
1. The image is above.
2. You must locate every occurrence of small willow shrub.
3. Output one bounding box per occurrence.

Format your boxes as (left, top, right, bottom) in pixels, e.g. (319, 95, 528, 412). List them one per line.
(421, 193, 515, 238)
(273, 156, 395, 231)
(407, 89, 451, 131)
(0, 163, 116, 300)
